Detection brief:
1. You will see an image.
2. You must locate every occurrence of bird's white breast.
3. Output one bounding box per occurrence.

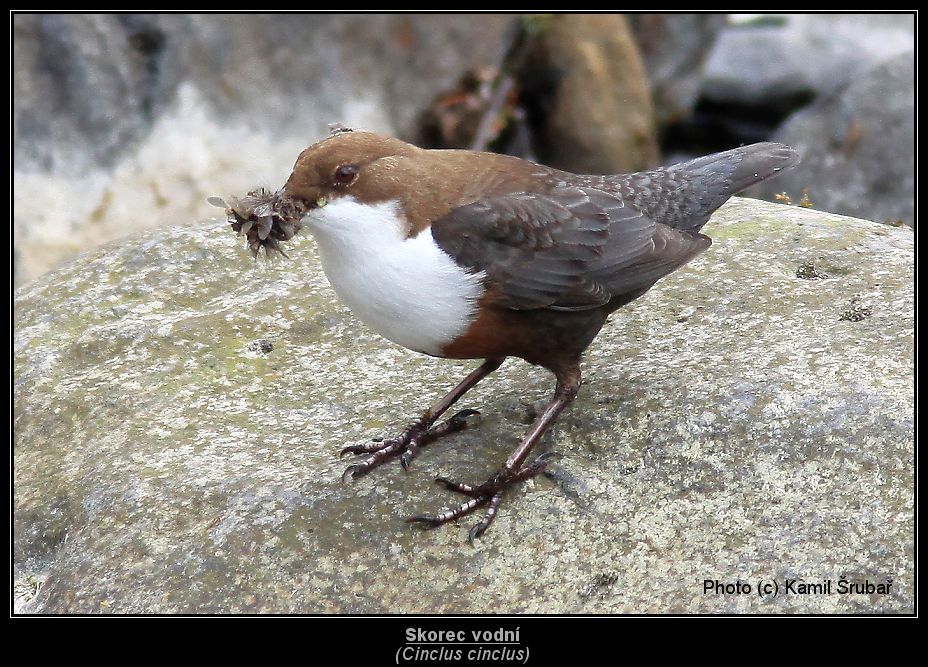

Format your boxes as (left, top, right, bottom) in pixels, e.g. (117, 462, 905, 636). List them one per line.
(303, 197, 485, 356)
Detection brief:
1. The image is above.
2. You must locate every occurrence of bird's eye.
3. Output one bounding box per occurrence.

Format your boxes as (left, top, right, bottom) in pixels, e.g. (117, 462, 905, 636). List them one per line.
(334, 164, 359, 186)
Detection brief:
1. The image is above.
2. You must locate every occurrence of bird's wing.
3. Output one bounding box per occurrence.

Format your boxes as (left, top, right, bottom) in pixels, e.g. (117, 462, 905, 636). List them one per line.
(431, 186, 711, 312)
(431, 186, 711, 310)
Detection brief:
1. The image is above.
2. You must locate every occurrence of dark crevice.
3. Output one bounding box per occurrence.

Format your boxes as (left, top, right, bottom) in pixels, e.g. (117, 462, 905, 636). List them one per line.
(662, 91, 817, 156)
(119, 16, 168, 123)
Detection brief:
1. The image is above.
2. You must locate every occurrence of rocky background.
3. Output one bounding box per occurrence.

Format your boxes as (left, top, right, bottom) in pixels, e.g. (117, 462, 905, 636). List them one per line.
(13, 13, 915, 614)
(12, 13, 915, 287)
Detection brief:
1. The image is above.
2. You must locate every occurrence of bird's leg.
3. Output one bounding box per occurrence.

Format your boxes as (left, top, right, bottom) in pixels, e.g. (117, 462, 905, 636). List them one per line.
(408, 363, 581, 542)
(341, 357, 506, 481)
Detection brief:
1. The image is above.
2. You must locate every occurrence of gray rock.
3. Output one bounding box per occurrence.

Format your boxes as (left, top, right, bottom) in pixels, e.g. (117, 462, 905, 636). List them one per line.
(13, 14, 514, 285)
(14, 200, 914, 613)
(627, 14, 728, 127)
(750, 53, 915, 227)
(702, 14, 914, 109)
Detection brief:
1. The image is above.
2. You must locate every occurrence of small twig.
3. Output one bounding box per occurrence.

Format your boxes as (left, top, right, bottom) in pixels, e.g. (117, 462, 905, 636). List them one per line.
(470, 76, 515, 152)
(468, 18, 532, 153)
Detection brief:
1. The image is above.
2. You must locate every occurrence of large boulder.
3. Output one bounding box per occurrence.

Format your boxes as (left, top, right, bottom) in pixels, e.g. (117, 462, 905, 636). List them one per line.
(702, 14, 914, 112)
(526, 14, 660, 175)
(14, 199, 913, 613)
(750, 53, 915, 227)
(12, 14, 515, 286)
(684, 14, 915, 151)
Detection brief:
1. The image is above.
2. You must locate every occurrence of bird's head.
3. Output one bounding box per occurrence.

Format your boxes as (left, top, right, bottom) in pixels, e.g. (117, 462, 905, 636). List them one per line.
(279, 129, 493, 244)
(282, 129, 420, 212)
(219, 128, 520, 256)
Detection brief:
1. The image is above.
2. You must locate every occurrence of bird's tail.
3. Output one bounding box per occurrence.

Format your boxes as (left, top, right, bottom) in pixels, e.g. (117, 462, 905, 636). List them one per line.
(679, 143, 800, 230)
(631, 142, 800, 233)
(684, 142, 799, 197)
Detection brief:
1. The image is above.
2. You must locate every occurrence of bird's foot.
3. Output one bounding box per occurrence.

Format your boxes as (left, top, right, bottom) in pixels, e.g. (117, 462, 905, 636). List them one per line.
(406, 452, 556, 543)
(340, 409, 480, 482)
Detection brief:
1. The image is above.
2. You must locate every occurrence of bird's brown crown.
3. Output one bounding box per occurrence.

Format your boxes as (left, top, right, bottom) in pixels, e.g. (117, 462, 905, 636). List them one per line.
(282, 130, 544, 236)
(284, 131, 419, 208)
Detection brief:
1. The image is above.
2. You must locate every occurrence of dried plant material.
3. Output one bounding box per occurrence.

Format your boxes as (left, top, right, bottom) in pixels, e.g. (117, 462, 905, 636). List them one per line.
(209, 189, 307, 258)
(840, 295, 873, 322)
(796, 261, 828, 280)
(328, 123, 355, 136)
(799, 187, 814, 208)
(773, 189, 813, 208)
(421, 67, 501, 149)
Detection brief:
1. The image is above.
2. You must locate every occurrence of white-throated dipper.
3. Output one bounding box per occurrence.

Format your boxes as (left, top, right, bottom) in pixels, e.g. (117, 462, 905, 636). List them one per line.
(222, 128, 799, 542)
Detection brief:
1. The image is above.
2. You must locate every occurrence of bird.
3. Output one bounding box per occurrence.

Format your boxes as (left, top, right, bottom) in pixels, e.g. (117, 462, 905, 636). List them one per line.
(227, 128, 799, 542)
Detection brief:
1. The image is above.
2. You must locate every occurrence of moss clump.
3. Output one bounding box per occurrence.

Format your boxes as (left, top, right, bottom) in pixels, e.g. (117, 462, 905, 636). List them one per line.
(840, 296, 873, 322)
(796, 262, 829, 280)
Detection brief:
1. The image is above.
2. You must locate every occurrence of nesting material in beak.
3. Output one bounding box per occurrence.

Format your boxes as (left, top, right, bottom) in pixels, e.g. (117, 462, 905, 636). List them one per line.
(209, 189, 307, 258)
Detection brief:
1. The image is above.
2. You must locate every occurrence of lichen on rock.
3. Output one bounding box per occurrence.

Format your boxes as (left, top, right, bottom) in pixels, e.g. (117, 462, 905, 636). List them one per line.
(13, 199, 914, 613)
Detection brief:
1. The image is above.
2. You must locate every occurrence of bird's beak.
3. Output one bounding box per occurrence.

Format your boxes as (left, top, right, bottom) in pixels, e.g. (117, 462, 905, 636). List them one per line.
(218, 186, 308, 258)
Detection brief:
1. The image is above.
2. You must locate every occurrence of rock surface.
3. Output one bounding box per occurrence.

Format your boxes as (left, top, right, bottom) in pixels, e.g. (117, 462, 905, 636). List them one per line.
(702, 14, 914, 111)
(750, 53, 915, 227)
(529, 14, 660, 174)
(13, 14, 514, 285)
(14, 199, 914, 613)
(628, 14, 728, 127)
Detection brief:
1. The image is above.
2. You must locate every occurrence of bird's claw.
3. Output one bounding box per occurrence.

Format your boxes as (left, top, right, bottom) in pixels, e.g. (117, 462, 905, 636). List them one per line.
(447, 408, 481, 428)
(339, 409, 480, 479)
(339, 438, 400, 458)
(341, 463, 366, 483)
(400, 447, 417, 471)
(406, 452, 555, 542)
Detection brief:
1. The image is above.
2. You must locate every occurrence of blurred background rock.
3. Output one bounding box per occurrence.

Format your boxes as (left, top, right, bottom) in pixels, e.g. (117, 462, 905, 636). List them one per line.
(12, 12, 915, 287)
